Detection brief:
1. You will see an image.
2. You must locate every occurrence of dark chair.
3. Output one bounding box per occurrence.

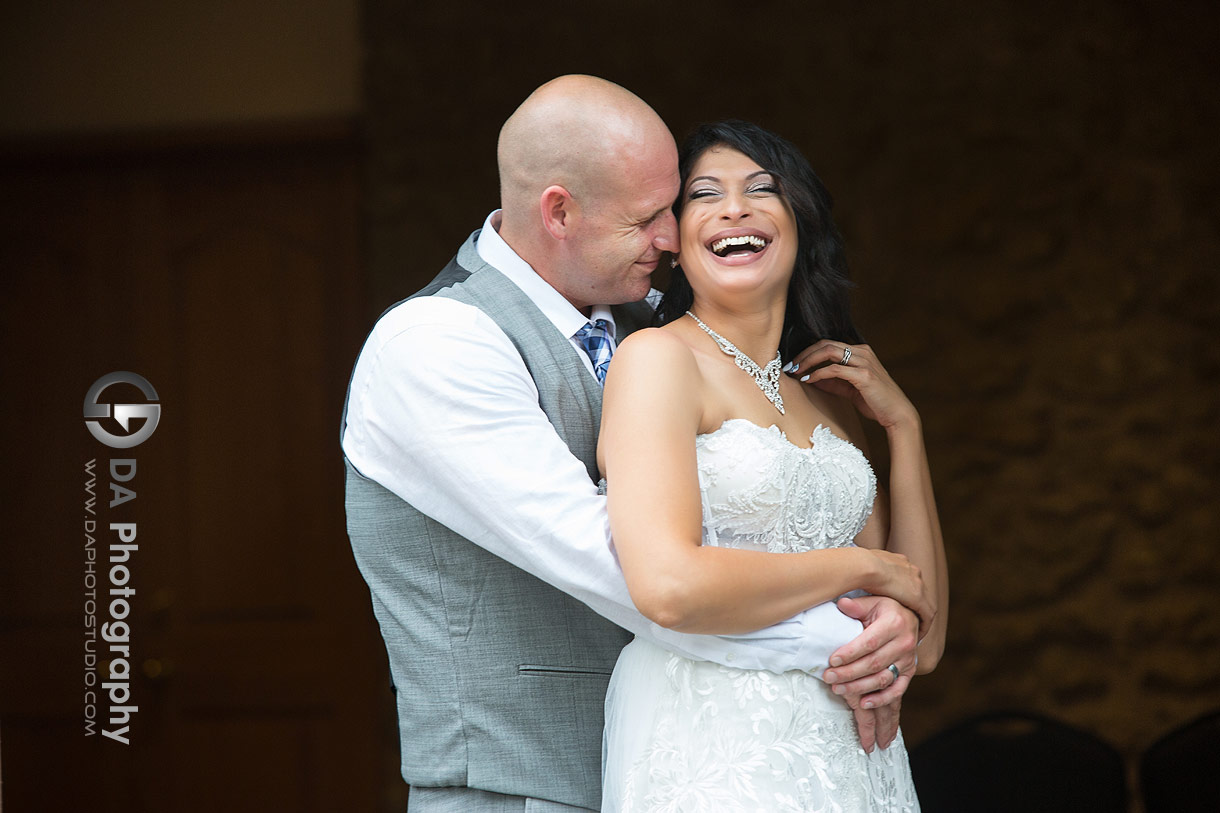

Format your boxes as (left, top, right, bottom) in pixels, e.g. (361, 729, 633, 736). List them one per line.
(909, 710, 1128, 812)
(1140, 709, 1220, 812)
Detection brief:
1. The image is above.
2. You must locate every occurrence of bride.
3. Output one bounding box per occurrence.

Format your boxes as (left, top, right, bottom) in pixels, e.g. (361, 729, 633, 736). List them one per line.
(597, 120, 948, 812)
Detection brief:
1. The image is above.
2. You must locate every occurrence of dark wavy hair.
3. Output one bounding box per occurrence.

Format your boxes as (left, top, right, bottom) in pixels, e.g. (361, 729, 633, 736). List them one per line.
(655, 120, 863, 359)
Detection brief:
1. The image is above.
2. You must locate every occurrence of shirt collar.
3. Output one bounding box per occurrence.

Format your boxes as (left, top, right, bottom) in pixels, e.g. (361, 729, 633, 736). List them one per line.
(475, 210, 616, 341)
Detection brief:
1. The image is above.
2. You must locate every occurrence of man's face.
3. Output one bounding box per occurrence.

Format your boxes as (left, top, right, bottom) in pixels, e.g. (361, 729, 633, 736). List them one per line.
(564, 142, 679, 308)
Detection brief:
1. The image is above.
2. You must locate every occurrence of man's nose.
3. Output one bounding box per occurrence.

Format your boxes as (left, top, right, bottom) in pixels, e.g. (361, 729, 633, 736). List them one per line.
(653, 211, 678, 251)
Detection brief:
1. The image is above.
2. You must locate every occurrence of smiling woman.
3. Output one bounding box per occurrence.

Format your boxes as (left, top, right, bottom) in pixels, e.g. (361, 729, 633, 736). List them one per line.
(657, 121, 865, 361)
(597, 119, 948, 811)
(677, 146, 799, 309)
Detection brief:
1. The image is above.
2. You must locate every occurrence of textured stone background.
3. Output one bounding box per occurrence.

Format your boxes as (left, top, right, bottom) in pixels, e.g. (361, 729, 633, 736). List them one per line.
(364, 0, 1219, 798)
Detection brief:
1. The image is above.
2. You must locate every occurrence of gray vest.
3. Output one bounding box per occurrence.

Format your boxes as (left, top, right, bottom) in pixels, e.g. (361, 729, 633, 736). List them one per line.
(343, 233, 653, 809)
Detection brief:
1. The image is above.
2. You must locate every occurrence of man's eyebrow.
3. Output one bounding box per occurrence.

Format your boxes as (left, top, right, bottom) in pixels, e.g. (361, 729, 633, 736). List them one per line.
(642, 204, 671, 222)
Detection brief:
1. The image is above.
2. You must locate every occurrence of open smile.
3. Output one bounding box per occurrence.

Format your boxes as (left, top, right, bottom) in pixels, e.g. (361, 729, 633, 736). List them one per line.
(705, 229, 773, 263)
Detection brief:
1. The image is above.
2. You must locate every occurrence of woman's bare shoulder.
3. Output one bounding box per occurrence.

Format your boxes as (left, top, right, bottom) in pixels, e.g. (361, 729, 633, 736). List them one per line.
(601, 326, 705, 447)
(604, 327, 705, 419)
(614, 326, 699, 372)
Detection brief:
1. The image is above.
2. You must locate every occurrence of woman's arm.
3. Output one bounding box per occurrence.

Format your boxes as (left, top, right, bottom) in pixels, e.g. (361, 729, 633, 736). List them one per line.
(598, 329, 931, 635)
(796, 342, 949, 673)
(884, 420, 949, 672)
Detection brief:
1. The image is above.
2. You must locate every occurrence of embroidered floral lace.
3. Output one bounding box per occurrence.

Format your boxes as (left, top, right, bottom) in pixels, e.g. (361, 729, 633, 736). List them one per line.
(602, 419, 919, 812)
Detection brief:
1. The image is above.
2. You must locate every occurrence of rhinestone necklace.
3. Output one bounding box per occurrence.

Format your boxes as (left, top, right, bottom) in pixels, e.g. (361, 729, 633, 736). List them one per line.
(686, 311, 785, 414)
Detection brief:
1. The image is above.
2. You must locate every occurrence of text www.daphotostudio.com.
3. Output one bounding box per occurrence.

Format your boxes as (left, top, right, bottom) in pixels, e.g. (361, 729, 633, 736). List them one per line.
(82, 372, 161, 744)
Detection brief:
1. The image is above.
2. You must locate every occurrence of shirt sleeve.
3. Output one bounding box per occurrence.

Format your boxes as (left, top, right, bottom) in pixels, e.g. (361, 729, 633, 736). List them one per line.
(342, 296, 863, 674)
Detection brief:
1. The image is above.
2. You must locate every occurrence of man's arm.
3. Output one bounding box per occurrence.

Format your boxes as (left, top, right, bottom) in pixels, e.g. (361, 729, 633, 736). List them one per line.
(344, 296, 902, 674)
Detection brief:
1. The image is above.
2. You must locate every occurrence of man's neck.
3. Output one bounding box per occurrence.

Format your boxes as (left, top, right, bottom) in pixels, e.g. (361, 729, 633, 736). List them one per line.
(493, 213, 591, 316)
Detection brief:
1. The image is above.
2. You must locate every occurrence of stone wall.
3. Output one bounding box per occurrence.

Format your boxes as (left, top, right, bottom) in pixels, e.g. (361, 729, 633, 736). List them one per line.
(364, 0, 1220, 796)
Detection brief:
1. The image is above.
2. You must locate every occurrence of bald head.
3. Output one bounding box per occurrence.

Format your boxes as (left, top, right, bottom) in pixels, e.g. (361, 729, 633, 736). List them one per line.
(497, 75, 675, 229)
(493, 76, 679, 311)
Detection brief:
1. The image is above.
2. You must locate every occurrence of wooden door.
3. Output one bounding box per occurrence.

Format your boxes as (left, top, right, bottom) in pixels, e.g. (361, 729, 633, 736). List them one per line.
(0, 133, 402, 812)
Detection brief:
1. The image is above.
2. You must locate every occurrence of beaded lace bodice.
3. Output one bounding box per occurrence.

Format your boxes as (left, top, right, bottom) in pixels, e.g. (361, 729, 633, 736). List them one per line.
(696, 418, 877, 554)
(603, 418, 920, 812)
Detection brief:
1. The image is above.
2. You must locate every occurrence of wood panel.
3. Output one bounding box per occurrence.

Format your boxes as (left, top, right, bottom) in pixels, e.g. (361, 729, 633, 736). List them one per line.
(0, 134, 400, 812)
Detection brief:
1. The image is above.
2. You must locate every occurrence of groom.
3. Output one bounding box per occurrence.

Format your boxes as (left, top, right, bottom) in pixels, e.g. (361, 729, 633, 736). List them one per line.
(343, 75, 919, 812)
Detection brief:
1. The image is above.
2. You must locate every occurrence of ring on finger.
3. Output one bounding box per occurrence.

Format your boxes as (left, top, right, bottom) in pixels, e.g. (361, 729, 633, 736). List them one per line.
(887, 663, 900, 682)
(839, 346, 852, 365)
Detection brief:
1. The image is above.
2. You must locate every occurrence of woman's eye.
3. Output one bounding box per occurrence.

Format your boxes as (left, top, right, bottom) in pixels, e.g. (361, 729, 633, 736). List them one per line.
(688, 188, 719, 200)
(749, 184, 778, 195)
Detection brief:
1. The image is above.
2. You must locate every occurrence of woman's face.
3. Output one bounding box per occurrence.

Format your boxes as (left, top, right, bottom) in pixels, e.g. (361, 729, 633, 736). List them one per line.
(677, 145, 798, 303)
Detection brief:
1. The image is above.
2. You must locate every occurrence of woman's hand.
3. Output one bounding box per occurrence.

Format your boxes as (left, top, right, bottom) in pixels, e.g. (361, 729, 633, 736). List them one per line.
(865, 551, 935, 642)
(788, 342, 918, 431)
(789, 340, 951, 670)
(866, 548, 934, 636)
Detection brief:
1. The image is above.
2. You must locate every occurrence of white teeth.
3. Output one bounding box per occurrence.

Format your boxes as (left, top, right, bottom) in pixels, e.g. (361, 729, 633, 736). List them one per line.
(711, 235, 768, 254)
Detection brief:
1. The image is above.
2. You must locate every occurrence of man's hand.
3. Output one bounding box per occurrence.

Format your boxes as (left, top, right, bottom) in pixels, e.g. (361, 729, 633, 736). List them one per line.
(823, 595, 918, 698)
(853, 698, 903, 754)
(822, 595, 918, 751)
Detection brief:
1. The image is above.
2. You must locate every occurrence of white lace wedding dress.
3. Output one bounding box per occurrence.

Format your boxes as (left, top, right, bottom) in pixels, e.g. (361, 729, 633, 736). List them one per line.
(602, 419, 920, 812)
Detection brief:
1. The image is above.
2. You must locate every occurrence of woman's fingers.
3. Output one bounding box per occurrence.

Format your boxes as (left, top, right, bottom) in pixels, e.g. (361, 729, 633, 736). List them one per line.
(806, 377, 856, 399)
(916, 598, 937, 643)
(787, 340, 870, 376)
(801, 362, 869, 388)
(790, 342, 918, 429)
(902, 584, 936, 643)
(873, 550, 926, 612)
(873, 551, 935, 641)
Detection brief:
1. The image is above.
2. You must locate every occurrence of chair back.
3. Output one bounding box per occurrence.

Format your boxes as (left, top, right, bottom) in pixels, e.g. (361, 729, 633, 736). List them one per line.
(910, 710, 1128, 812)
(1140, 709, 1220, 813)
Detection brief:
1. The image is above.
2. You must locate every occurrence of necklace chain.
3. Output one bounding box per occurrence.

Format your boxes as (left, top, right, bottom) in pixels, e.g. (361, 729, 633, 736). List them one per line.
(686, 311, 785, 415)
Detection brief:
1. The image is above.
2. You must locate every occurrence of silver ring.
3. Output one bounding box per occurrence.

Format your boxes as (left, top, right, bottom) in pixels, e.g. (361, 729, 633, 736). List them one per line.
(839, 346, 852, 365)
(888, 663, 900, 682)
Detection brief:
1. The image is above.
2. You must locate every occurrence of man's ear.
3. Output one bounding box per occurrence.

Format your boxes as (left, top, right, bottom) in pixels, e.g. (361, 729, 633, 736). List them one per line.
(540, 185, 576, 240)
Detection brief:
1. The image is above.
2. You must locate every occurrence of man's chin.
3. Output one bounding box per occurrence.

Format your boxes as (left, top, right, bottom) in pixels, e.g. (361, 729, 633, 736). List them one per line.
(623, 275, 656, 303)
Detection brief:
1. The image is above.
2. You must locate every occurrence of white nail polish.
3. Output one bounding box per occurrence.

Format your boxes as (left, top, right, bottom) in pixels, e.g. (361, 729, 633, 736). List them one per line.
(799, 374, 810, 383)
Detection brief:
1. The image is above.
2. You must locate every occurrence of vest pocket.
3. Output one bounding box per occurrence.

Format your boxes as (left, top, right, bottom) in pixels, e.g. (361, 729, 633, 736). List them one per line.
(518, 664, 613, 678)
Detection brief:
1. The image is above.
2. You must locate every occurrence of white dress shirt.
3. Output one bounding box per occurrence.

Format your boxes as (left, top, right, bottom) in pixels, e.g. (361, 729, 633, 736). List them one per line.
(342, 210, 864, 674)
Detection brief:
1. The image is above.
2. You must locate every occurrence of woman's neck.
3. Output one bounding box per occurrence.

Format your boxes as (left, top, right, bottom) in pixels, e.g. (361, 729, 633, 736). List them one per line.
(686, 296, 786, 365)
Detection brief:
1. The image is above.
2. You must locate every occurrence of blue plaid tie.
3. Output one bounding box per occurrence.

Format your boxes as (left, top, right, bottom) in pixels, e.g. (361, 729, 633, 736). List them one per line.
(574, 318, 614, 385)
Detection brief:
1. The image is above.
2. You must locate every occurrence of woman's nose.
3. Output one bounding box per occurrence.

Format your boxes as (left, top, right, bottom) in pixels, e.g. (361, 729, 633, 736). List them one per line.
(720, 192, 752, 220)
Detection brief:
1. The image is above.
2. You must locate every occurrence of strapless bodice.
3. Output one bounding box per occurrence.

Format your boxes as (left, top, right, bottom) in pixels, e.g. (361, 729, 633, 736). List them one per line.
(695, 418, 877, 554)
